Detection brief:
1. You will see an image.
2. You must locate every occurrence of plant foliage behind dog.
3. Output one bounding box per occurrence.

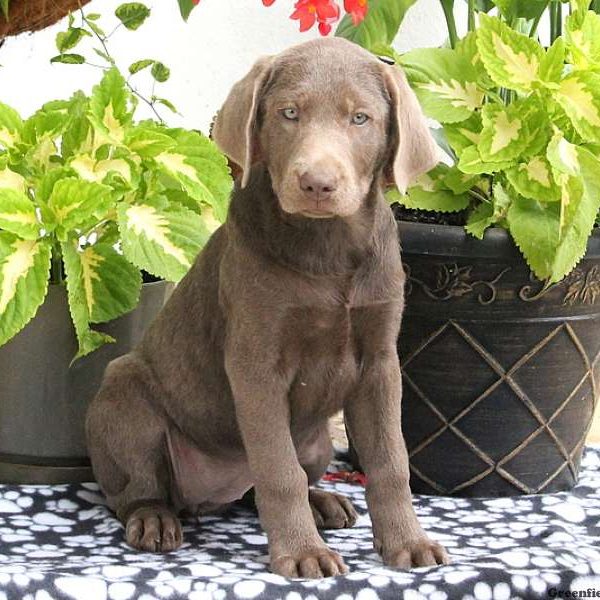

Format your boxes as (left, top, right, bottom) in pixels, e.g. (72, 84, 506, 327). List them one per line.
(338, 0, 600, 285)
(0, 68, 232, 359)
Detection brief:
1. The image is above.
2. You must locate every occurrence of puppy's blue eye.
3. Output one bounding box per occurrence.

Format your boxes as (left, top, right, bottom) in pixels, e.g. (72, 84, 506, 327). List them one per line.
(352, 113, 369, 125)
(281, 108, 299, 121)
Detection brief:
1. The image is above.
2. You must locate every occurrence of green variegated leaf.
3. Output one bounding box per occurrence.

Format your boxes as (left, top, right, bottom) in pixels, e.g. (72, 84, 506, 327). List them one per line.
(546, 130, 585, 232)
(125, 124, 176, 157)
(444, 113, 483, 155)
(550, 148, 600, 281)
(400, 187, 470, 212)
(117, 201, 210, 281)
(87, 20, 106, 38)
(0, 234, 51, 347)
(466, 182, 512, 239)
(162, 188, 202, 215)
(508, 144, 600, 282)
(153, 129, 232, 221)
(115, 2, 151, 30)
(61, 241, 115, 360)
(0, 166, 26, 193)
(388, 166, 470, 212)
(62, 92, 93, 159)
(154, 98, 178, 114)
(88, 68, 134, 146)
(479, 97, 547, 162)
(25, 137, 59, 174)
(547, 130, 581, 176)
(61, 240, 141, 324)
(456, 31, 494, 85)
(199, 206, 223, 233)
(0, 190, 40, 239)
(458, 145, 514, 174)
(506, 156, 561, 202)
(50, 54, 85, 65)
(56, 27, 90, 53)
(442, 167, 481, 194)
(455, 31, 479, 66)
(466, 203, 497, 238)
(476, 14, 543, 92)
(555, 71, 600, 142)
(479, 103, 526, 162)
(48, 178, 112, 237)
(93, 48, 115, 66)
(565, 8, 600, 69)
(570, 0, 592, 12)
(129, 59, 154, 75)
(0, 102, 23, 149)
(21, 103, 70, 145)
(507, 196, 560, 280)
(401, 47, 485, 123)
(70, 154, 135, 186)
(36, 167, 77, 204)
(540, 38, 566, 84)
(150, 62, 170, 83)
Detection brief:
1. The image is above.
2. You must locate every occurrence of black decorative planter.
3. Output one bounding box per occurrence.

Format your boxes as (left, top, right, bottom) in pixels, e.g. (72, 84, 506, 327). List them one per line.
(385, 221, 599, 497)
(0, 281, 171, 484)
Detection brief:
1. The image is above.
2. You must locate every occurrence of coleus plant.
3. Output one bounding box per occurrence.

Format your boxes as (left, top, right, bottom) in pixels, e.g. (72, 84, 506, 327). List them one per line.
(0, 68, 232, 359)
(373, 0, 600, 285)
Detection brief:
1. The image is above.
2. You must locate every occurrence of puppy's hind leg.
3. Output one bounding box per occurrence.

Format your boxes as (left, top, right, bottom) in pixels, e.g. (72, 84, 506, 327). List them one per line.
(298, 423, 358, 530)
(86, 354, 182, 553)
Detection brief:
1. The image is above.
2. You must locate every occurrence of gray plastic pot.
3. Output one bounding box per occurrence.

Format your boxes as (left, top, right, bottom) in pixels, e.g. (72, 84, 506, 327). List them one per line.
(0, 280, 171, 484)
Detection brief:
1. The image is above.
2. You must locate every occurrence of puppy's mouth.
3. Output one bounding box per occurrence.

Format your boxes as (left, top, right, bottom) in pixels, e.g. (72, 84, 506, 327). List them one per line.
(300, 210, 336, 219)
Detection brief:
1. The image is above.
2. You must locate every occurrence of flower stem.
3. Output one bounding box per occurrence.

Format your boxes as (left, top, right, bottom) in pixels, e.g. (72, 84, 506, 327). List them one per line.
(440, 0, 458, 48)
(79, 8, 165, 124)
(51, 242, 63, 284)
(529, 8, 545, 38)
(550, 1, 562, 44)
(468, 0, 476, 31)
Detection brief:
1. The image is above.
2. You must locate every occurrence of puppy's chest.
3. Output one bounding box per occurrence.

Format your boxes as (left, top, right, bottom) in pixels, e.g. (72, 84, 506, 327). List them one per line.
(285, 305, 359, 416)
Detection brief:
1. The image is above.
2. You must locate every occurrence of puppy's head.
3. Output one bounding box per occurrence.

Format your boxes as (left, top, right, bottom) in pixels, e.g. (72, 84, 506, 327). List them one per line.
(213, 38, 439, 219)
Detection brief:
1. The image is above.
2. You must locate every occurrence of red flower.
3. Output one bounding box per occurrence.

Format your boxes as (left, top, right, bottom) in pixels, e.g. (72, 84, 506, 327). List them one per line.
(290, 0, 341, 35)
(344, 0, 367, 25)
(262, 0, 277, 5)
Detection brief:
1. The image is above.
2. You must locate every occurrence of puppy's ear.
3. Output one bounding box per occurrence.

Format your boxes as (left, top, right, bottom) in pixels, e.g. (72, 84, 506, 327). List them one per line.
(381, 64, 440, 194)
(213, 56, 274, 188)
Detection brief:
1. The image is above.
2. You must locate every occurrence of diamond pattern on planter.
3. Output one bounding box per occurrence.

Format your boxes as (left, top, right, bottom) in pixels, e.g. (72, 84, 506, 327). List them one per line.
(548, 378, 595, 454)
(453, 382, 540, 463)
(500, 429, 571, 492)
(410, 429, 490, 494)
(402, 322, 499, 421)
(462, 321, 560, 372)
(398, 318, 598, 496)
(570, 318, 600, 366)
(511, 325, 589, 422)
(459, 469, 524, 496)
(401, 383, 445, 452)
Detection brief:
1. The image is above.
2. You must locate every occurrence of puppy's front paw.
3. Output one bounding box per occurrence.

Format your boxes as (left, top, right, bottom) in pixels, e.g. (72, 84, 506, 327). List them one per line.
(125, 503, 183, 553)
(381, 538, 450, 569)
(309, 489, 358, 529)
(272, 546, 349, 578)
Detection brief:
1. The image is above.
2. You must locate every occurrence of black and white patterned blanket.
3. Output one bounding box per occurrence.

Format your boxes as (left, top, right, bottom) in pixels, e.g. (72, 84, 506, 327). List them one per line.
(1, 446, 599, 600)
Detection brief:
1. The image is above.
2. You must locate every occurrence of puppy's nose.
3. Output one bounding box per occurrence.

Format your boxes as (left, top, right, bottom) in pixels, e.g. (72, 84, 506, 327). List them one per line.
(299, 170, 338, 200)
